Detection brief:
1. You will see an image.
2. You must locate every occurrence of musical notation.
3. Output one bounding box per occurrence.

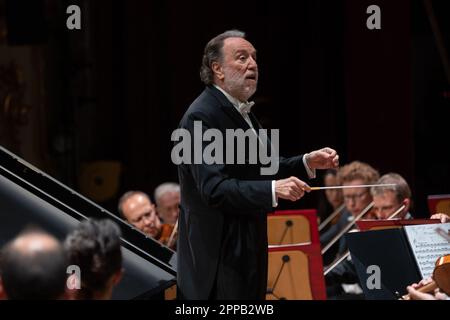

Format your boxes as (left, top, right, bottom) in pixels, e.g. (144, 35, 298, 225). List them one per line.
(404, 223, 450, 279)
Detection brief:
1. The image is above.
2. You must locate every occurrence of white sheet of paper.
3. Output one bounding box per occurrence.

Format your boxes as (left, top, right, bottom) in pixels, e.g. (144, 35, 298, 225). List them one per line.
(404, 223, 450, 279)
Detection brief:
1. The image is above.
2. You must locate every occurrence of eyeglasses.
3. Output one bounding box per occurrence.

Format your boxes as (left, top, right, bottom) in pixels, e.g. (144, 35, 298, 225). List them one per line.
(374, 205, 396, 214)
(343, 191, 369, 202)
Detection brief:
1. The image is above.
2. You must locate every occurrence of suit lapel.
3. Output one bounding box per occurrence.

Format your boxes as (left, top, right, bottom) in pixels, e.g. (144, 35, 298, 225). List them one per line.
(205, 86, 274, 162)
(248, 112, 274, 150)
(221, 105, 252, 130)
(206, 86, 251, 130)
(248, 112, 262, 130)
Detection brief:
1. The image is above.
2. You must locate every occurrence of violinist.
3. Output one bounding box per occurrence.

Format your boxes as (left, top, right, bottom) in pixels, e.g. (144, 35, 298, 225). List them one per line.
(154, 182, 180, 225)
(317, 169, 344, 230)
(404, 210, 450, 301)
(318, 169, 345, 265)
(322, 161, 379, 299)
(118, 191, 177, 250)
(405, 254, 450, 300)
(430, 213, 450, 223)
(370, 173, 413, 220)
(406, 278, 449, 300)
(370, 178, 449, 301)
(321, 161, 379, 259)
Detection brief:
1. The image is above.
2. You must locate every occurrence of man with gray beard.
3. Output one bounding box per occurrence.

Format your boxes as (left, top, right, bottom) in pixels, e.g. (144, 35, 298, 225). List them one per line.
(176, 30, 339, 299)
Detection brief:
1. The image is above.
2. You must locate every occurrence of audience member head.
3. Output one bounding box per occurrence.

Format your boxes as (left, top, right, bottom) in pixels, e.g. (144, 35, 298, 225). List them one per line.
(371, 173, 411, 220)
(154, 182, 180, 225)
(64, 219, 123, 300)
(0, 228, 67, 299)
(118, 191, 162, 238)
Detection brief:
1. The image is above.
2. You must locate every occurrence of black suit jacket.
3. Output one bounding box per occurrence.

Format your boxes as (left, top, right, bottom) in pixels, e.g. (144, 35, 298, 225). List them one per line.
(176, 85, 309, 299)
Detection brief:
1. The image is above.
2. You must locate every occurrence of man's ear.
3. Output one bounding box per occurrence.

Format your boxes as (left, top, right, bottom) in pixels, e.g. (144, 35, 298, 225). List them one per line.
(403, 198, 411, 213)
(211, 62, 224, 81)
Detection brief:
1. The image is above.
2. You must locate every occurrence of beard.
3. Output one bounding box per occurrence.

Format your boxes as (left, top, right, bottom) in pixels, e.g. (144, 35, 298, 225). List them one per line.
(222, 66, 257, 101)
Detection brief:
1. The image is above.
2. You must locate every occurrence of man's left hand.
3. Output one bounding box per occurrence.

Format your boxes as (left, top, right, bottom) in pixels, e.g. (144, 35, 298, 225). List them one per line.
(306, 147, 339, 170)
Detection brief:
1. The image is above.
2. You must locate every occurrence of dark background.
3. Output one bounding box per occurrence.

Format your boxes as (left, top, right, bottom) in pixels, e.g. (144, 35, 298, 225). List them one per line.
(1, 0, 449, 217)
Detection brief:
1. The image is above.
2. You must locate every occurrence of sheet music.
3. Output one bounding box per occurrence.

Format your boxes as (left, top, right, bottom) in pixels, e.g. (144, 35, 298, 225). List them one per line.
(404, 223, 450, 279)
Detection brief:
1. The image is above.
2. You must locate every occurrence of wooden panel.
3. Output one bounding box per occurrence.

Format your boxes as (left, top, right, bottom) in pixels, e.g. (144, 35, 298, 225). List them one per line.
(270, 209, 320, 244)
(267, 215, 310, 245)
(266, 250, 312, 300)
(268, 244, 326, 300)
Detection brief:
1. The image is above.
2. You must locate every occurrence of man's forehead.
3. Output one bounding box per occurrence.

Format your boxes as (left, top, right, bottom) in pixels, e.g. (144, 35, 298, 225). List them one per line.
(223, 37, 256, 53)
(374, 190, 397, 201)
(161, 191, 180, 200)
(126, 194, 151, 209)
(343, 187, 367, 194)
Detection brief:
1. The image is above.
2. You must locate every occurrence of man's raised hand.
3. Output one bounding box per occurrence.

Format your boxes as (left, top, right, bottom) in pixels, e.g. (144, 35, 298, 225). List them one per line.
(306, 147, 339, 170)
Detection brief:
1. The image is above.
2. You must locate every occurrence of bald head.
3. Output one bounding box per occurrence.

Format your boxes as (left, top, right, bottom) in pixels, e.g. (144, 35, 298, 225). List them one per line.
(11, 231, 61, 256)
(118, 191, 161, 237)
(0, 229, 67, 300)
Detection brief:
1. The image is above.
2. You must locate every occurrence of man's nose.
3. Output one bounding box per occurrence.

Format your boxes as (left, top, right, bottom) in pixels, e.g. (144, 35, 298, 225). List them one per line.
(143, 216, 153, 226)
(248, 57, 257, 70)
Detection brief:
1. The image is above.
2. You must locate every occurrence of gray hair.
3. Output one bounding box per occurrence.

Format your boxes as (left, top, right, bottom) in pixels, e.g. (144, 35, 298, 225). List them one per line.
(200, 30, 246, 85)
(154, 182, 180, 205)
(370, 173, 411, 203)
(117, 190, 151, 217)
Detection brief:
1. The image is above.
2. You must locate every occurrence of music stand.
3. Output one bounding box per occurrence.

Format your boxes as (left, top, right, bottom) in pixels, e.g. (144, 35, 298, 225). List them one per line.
(266, 243, 326, 300)
(268, 209, 320, 245)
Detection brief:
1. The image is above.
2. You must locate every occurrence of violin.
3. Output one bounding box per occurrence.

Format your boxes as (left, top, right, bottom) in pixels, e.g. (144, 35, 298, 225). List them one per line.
(401, 254, 450, 299)
(158, 222, 178, 250)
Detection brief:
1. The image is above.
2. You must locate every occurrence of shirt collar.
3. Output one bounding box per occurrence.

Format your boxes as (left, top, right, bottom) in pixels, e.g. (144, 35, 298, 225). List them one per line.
(213, 84, 241, 108)
(213, 84, 254, 114)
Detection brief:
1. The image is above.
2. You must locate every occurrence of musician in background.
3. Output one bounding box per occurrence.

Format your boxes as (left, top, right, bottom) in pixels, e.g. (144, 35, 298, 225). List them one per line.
(430, 213, 450, 223)
(118, 191, 177, 249)
(321, 161, 379, 258)
(154, 182, 180, 225)
(318, 169, 344, 266)
(370, 175, 449, 300)
(317, 169, 344, 229)
(323, 161, 379, 299)
(339, 161, 379, 220)
(370, 173, 413, 220)
(406, 278, 449, 300)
